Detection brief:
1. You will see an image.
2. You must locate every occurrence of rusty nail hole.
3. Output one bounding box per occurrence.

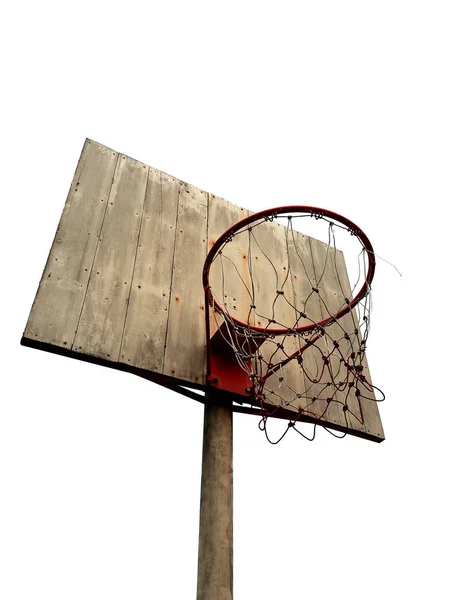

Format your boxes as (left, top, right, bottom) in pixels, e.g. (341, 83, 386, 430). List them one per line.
(63, 341, 67, 345)
(171, 370, 175, 374)
(138, 285, 141, 289)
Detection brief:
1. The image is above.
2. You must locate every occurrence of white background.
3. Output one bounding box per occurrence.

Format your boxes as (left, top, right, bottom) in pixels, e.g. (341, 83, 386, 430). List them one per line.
(1, 2, 449, 599)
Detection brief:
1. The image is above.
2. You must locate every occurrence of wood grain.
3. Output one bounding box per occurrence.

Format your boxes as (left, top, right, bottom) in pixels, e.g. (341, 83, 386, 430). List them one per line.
(308, 238, 349, 429)
(72, 153, 148, 360)
(163, 182, 208, 384)
(120, 169, 179, 372)
(333, 251, 384, 439)
(24, 139, 118, 348)
(248, 219, 305, 412)
(207, 197, 251, 338)
(287, 228, 333, 419)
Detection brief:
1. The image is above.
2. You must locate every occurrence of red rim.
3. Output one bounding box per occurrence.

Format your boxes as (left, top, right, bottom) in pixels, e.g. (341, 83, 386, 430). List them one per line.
(203, 205, 375, 335)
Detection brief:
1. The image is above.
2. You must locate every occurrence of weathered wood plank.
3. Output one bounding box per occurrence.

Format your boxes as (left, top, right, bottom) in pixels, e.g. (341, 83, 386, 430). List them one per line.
(326, 249, 367, 433)
(207, 197, 251, 338)
(163, 182, 208, 384)
(23, 139, 118, 348)
(308, 237, 351, 429)
(333, 251, 384, 439)
(72, 154, 148, 360)
(248, 219, 305, 412)
(119, 169, 180, 372)
(286, 228, 333, 419)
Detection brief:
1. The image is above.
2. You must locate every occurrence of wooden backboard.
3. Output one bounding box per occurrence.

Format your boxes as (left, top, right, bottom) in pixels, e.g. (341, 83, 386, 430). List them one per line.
(22, 139, 384, 442)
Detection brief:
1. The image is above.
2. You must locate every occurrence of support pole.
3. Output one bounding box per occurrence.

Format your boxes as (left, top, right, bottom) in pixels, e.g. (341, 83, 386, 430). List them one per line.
(197, 392, 233, 600)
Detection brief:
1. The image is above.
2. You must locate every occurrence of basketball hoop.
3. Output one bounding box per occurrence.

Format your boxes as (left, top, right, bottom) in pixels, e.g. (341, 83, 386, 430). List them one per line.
(203, 206, 384, 442)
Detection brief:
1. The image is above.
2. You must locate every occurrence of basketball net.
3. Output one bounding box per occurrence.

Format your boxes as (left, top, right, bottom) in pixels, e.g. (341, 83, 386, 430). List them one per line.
(203, 207, 384, 443)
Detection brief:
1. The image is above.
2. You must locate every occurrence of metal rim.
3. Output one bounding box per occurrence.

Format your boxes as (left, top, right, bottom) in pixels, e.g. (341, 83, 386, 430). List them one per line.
(203, 205, 376, 335)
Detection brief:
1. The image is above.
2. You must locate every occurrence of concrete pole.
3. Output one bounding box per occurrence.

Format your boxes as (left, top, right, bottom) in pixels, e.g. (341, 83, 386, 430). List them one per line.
(197, 393, 233, 600)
